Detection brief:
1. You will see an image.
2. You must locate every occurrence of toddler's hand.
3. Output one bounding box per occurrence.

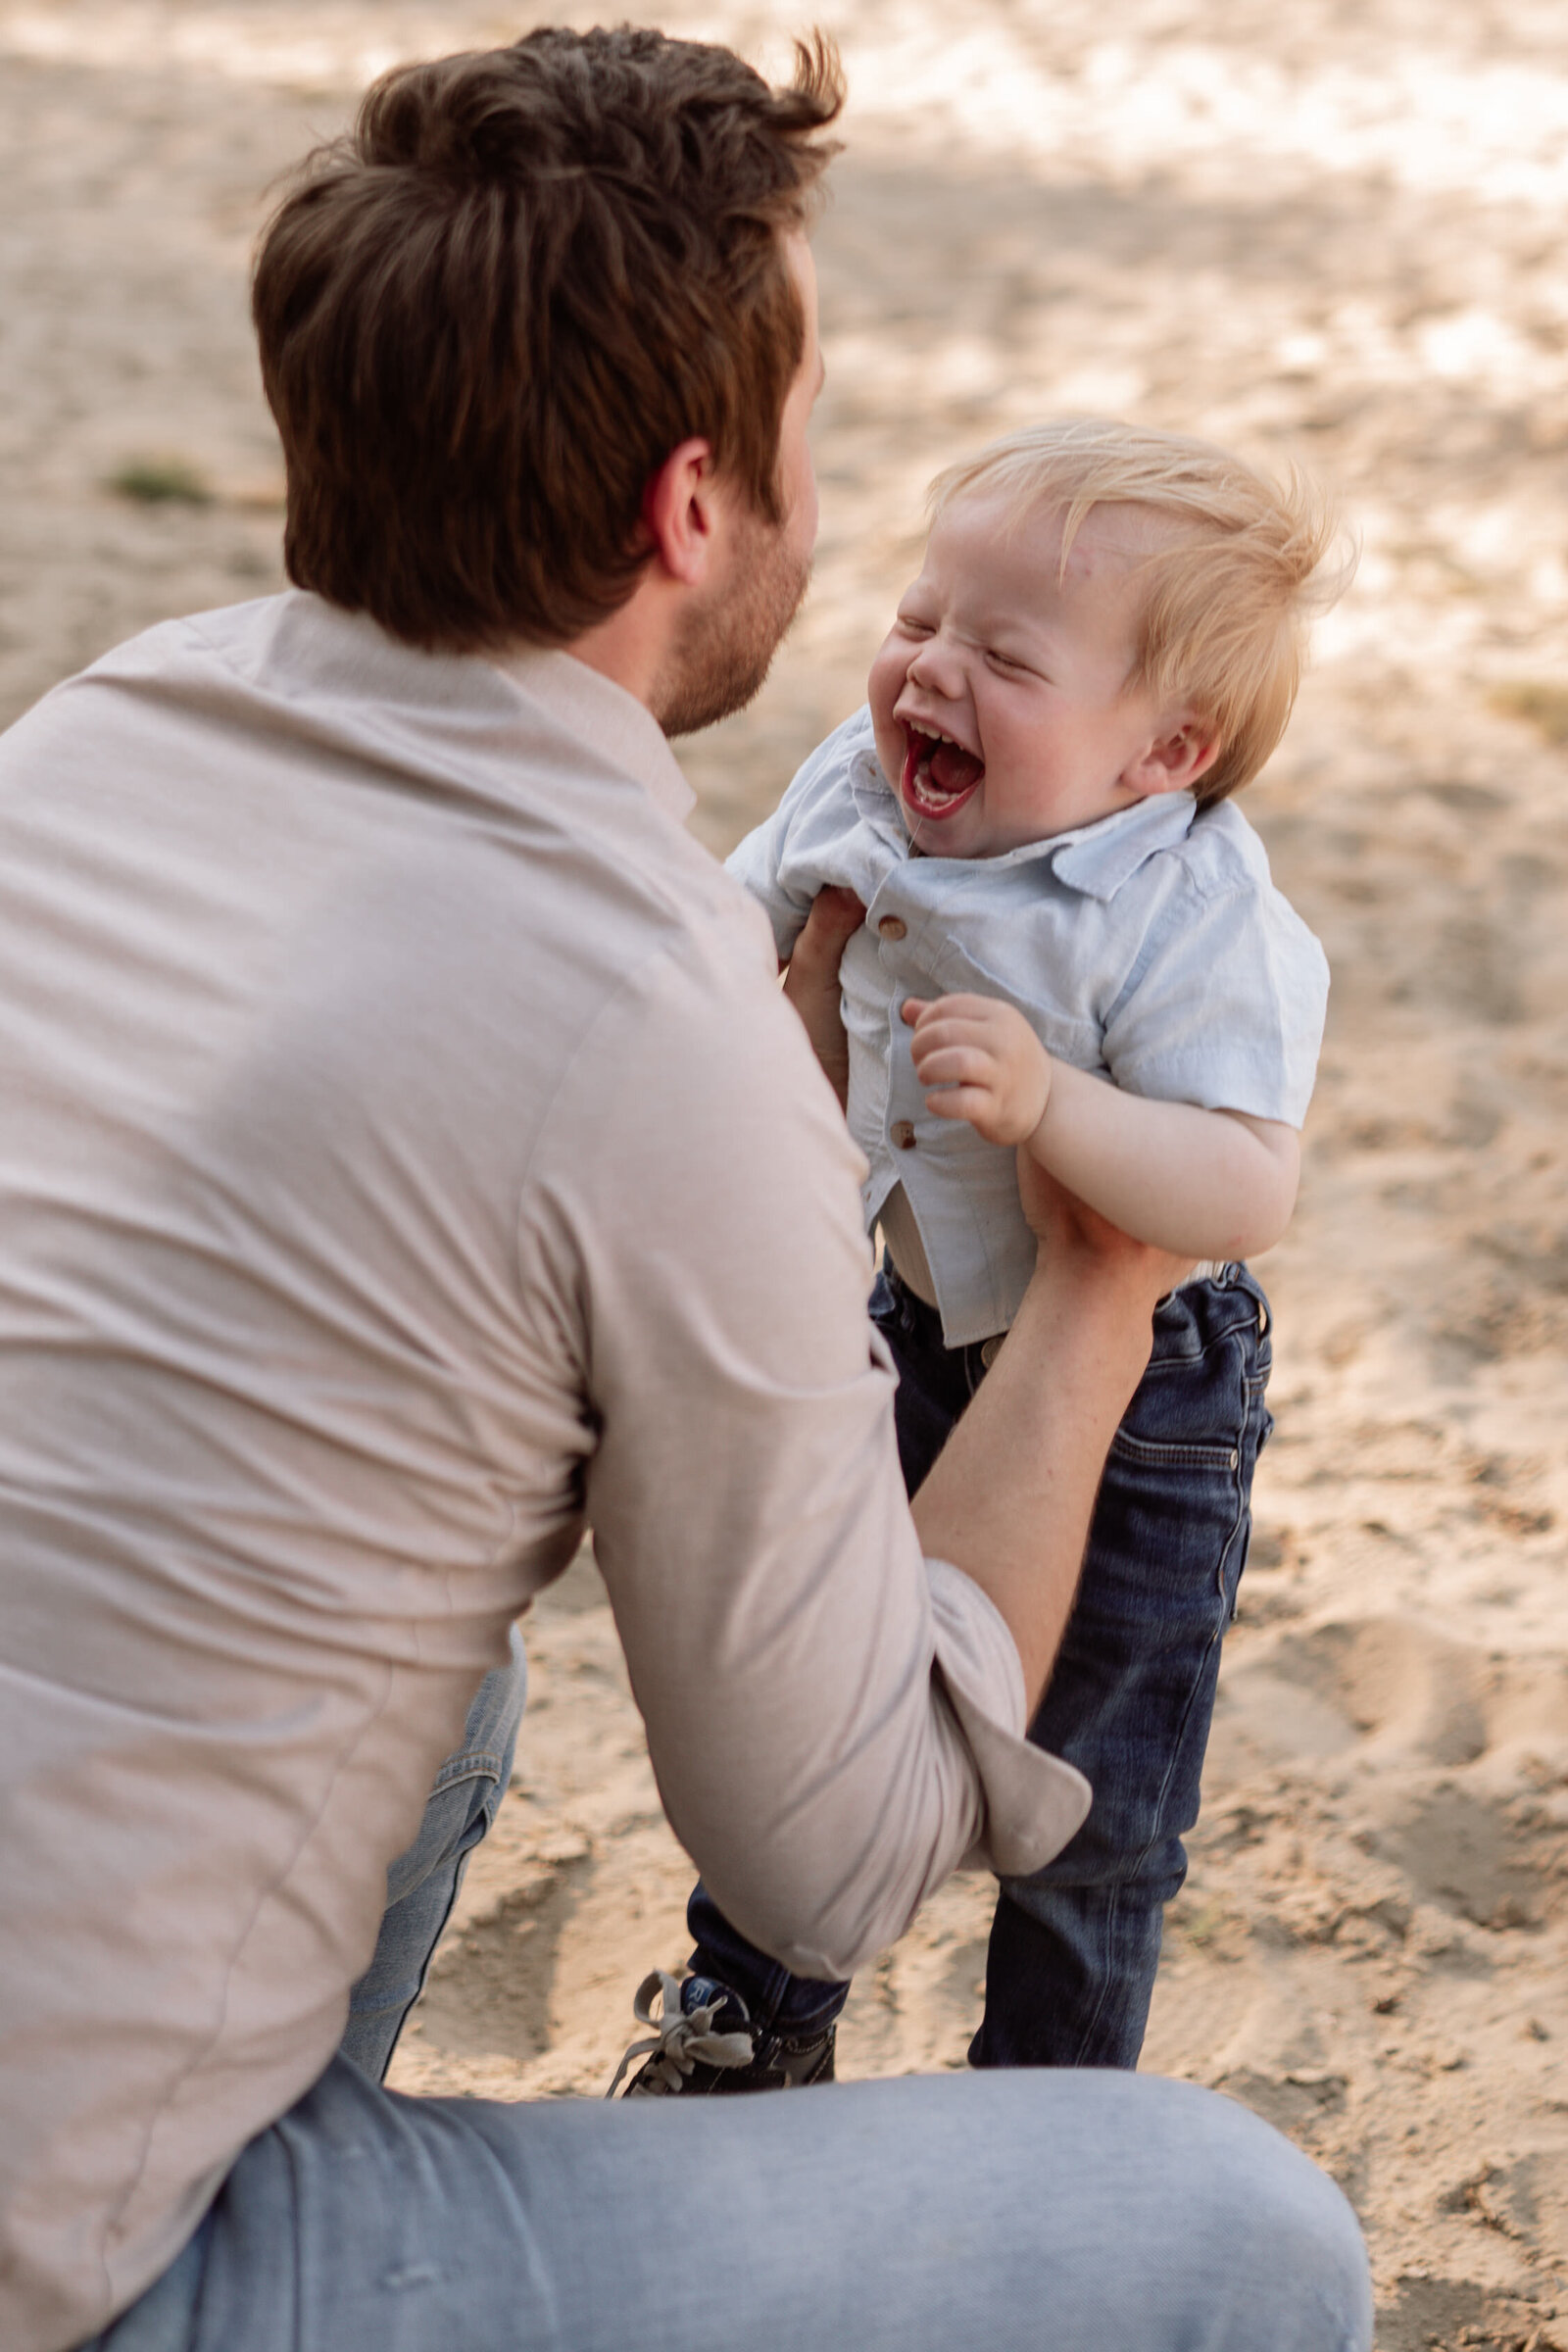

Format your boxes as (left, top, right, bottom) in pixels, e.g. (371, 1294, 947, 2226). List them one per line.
(902, 994, 1052, 1148)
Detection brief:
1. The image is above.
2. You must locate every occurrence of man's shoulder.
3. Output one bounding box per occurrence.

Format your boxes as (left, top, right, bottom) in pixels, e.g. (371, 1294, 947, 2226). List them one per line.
(2, 592, 456, 748)
(4, 586, 777, 1036)
(0, 598, 268, 744)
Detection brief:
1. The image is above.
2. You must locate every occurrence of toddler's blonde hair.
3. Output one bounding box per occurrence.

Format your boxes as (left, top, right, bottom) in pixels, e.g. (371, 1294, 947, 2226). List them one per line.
(928, 417, 1352, 806)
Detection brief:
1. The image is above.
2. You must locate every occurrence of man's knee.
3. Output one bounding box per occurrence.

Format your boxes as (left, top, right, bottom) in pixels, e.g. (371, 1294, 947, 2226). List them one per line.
(1134, 2080, 1373, 2351)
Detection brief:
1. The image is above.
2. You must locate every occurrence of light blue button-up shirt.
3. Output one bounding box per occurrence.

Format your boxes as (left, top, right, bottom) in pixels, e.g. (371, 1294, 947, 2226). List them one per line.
(728, 706, 1330, 1348)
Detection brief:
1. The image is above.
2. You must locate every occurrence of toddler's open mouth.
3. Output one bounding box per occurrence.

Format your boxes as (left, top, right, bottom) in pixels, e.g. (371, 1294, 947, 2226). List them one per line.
(900, 724, 984, 821)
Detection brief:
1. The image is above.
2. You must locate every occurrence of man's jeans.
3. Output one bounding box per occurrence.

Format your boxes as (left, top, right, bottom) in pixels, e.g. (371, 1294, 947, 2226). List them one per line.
(688, 1263, 1273, 2067)
(80, 1594, 1370, 2352)
(340, 1626, 530, 2082)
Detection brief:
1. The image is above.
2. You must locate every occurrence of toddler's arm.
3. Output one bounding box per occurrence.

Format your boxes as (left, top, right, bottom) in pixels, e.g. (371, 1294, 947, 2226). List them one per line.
(903, 995, 1299, 1261)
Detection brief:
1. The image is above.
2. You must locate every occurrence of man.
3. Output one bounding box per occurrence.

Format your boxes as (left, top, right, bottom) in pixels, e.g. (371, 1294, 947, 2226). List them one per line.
(0, 28, 1371, 2352)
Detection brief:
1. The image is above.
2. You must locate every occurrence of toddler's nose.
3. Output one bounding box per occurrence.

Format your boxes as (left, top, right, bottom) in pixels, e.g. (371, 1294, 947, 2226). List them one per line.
(906, 635, 962, 697)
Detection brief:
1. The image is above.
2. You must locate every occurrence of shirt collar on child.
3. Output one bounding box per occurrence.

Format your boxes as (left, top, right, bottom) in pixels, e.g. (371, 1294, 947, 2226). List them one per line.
(846, 737, 1199, 905)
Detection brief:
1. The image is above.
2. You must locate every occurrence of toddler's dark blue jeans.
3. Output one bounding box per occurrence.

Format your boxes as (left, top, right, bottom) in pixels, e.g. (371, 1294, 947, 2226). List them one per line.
(686, 1258, 1273, 2070)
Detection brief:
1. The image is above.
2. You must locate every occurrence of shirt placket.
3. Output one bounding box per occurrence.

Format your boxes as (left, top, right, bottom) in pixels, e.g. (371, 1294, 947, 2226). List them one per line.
(861, 890, 917, 1123)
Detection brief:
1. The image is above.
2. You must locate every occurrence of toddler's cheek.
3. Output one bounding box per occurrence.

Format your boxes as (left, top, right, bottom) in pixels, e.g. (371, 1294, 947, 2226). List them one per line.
(865, 642, 907, 785)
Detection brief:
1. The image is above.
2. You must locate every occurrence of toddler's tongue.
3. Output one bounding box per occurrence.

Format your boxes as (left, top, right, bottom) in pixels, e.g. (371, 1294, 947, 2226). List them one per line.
(902, 725, 984, 810)
(928, 739, 983, 794)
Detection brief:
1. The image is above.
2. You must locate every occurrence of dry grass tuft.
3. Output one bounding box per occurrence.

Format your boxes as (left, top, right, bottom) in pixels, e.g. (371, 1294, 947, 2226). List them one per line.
(107, 455, 214, 507)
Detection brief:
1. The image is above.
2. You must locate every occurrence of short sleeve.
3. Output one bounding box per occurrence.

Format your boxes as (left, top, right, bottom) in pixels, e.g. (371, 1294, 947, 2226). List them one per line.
(725, 811, 814, 961)
(724, 708, 890, 963)
(1102, 869, 1330, 1127)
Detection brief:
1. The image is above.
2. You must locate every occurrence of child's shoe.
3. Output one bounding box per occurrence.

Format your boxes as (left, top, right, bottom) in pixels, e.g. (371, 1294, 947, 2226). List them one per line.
(607, 1969, 837, 2097)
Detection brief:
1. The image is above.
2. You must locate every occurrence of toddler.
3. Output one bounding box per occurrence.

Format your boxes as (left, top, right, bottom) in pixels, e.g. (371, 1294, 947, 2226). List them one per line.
(617, 416, 1347, 2095)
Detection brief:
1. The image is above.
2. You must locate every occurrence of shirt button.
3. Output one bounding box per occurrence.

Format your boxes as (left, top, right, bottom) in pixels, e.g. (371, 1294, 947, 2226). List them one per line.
(980, 1336, 1004, 1369)
(877, 914, 907, 942)
(891, 1119, 917, 1150)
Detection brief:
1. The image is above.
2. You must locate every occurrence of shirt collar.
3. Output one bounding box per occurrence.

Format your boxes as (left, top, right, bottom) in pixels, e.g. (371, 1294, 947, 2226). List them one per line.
(853, 747, 1199, 902)
(1037, 791, 1199, 899)
(490, 646, 696, 826)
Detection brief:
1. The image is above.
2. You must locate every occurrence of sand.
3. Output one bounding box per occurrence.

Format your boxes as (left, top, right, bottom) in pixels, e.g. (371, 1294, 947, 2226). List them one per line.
(3, 4, 1566, 2343)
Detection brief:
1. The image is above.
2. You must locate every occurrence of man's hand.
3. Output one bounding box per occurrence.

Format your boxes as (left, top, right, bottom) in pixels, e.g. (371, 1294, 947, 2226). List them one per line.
(1012, 1152, 1197, 1305)
(781, 887, 864, 1111)
(902, 994, 1052, 1148)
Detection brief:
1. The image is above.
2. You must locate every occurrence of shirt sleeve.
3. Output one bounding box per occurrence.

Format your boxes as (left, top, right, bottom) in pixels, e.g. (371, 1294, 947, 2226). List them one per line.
(723, 708, 884, 965)
(1101, 865, 1330, 1128)
(724, 811, 814, 962)
(517, 900, 1089, 1982)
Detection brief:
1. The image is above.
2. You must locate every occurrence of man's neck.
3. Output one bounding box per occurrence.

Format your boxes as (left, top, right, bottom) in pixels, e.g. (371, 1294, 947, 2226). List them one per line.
(561, 603, 662, 711)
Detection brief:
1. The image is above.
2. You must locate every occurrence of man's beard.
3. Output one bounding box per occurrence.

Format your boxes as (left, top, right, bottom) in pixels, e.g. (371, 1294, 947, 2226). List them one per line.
(654, 510, 811, 740)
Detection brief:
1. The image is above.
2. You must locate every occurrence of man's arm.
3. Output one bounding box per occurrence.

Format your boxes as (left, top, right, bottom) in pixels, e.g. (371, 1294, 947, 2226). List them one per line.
(904, 993, 1300, 1263)
(777, 901, 1189, 1712)
(912, 1167, 1187, 1709)
(538, 909, 1168, 1982)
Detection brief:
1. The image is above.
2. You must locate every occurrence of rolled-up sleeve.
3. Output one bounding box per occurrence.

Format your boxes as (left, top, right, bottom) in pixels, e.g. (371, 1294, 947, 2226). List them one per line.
(516, 898, 1089, 1981)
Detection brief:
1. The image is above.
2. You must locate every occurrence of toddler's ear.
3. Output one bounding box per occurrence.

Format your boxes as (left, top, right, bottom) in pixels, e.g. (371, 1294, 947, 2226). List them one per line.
(1125, 719, 1221, 798)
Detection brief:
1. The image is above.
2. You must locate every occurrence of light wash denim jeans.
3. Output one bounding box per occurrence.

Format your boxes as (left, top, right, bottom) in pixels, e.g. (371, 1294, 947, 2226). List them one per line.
(79, 1631, 1373, 2352)
(339, 1626, 531, 2082)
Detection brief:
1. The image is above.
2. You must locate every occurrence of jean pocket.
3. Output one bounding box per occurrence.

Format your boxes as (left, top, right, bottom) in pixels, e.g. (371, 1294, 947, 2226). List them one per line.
(1108, 1426, 1242, 1473)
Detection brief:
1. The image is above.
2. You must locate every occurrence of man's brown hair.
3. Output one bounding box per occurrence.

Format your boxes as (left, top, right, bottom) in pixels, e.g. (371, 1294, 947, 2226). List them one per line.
(252, 28, 843, 651)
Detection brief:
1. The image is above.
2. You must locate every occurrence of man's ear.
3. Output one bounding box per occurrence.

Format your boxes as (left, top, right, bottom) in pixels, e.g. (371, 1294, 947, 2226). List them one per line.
(1122, 717, 1221, 798)
(640, 437, 722, 588)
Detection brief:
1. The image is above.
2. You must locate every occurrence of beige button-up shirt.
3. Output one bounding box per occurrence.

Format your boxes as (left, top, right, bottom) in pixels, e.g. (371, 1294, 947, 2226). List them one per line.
(0, 594, 1089, 2352)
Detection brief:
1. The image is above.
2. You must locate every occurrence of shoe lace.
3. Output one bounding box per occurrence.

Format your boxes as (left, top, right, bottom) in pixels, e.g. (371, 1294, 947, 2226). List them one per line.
(605, 1969, 757, 2098)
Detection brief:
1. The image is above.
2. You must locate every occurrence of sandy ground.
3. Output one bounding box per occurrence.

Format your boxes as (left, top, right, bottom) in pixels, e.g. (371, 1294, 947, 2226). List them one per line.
(4, 4, 1567, 2343)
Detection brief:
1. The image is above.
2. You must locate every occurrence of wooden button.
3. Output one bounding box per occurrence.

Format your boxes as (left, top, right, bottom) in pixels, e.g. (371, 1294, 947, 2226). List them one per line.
(891, 1119, 917, 1150)
(877, 914, 907, 942)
